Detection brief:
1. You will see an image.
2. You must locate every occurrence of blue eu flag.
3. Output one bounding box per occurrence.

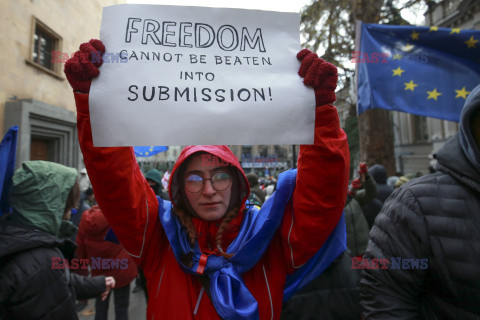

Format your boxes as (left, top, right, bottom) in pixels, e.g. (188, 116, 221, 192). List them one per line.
(357, 23, 480, 122)
(0, 126, 18, 216)
(134, 145, 168, 157)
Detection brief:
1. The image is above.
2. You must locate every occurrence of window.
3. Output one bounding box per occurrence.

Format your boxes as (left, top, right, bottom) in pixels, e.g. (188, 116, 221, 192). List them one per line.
(413, 115, 429, 142)
(28, 17, 62, 77)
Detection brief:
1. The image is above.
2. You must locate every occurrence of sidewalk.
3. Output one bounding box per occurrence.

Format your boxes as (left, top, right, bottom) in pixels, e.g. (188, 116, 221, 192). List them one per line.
(78, 285, 147, 319)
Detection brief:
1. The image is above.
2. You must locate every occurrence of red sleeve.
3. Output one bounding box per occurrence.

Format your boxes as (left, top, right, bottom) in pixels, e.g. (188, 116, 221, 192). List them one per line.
(75, 92, 161, 265)
(280, 104, 349, 273)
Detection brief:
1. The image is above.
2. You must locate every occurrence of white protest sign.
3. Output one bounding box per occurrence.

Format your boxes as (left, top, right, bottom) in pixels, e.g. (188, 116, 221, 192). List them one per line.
(90, 4, 315, 146)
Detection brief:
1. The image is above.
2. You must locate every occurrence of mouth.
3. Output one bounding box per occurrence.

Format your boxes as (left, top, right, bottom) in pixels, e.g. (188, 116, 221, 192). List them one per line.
(200, 202, 221, 207)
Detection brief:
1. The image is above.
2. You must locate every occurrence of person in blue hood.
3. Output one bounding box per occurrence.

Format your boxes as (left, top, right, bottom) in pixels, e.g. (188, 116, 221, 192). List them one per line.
(360, 84, 480, 319)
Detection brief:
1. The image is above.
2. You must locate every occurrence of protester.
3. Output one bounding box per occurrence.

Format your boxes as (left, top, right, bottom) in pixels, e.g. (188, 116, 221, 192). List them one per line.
(386, 176, 399, 188)
(281, 251, 361, 320)
(246, 173, 266, 204)
(65, 40, 349, 319)
(79, 168, 91, 192)
(264, 182, 276, 202)
(367, 164, 394, 203)
(281, 166, 371, 320)
(77, 205, 138, 320)
(0, 161, 115, 320)
(393, 174, 412, 188)
(360, 84, 480, 318)
(145, 169, 169, 201)
(344, 163, 377, 258)
(361, 164, 393, 229)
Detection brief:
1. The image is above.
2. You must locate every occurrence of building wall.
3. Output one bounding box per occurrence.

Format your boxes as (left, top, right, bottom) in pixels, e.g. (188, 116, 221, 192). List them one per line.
(1, 0, 124, 168)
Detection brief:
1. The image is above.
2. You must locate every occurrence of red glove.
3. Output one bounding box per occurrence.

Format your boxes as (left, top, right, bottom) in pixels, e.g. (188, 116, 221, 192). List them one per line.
(64, 39, 106, 93)
(358, 162, 368, 175)
(351, 178, 363, 190)
(297, 48, 338, 107)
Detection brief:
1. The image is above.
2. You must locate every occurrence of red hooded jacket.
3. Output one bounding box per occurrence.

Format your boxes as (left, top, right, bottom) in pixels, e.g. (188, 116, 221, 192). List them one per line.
(75, 92, 349, 319)
(76, 205, 138, 288)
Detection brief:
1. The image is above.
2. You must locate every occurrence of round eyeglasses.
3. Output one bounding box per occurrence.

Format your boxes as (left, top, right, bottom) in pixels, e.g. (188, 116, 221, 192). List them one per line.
(184, 172, 232, 193)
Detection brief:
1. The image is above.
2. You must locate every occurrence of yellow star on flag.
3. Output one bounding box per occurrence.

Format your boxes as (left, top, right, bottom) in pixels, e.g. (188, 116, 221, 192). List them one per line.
(455, 87, 470, 99)
(411, 31, 419, 40)
(465, 36, 478, 48)
(404, 80, 418, 91)
(450, 28, 461, 34)
(393, 53, 403, 60)
(429, 26, 438, 32)
(401, 43, 414, 52)
(427, 89, 442, 100)
(392, 67, 405, 76)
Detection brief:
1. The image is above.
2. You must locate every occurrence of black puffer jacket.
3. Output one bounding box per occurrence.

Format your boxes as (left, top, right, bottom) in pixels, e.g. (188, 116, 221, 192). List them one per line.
(360, 84, 480, 319)
(281, 251, 361, 320)
(0, 221, 106, 320)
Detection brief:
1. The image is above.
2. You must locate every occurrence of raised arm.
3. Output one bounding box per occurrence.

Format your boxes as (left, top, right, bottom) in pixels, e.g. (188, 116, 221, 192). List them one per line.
(65, 40, 161, 263)
(281, 49, 350, 271)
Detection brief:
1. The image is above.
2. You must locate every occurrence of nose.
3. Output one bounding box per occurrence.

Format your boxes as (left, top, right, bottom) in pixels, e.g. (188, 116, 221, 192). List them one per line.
(202, 179, 216, 196)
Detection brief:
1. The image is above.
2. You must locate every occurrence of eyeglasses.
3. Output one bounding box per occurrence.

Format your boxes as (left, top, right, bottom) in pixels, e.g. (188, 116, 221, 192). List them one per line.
(184, 172, 232, 193)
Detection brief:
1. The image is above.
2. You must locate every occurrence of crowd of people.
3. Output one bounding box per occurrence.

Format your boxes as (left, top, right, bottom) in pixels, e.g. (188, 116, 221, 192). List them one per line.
(0, 35, 478, 320)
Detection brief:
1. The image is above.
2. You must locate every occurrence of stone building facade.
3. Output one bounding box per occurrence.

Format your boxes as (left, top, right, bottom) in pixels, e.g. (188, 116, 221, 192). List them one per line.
(1, 0, 124, 169)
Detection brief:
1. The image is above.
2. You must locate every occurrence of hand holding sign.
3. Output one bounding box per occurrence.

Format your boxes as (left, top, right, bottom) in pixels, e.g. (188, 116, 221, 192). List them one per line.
(64, 40, 106, 93)
(297, 49, 338, 107)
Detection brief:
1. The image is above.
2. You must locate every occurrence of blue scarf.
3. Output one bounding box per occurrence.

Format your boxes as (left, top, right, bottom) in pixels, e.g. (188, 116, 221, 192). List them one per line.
(158, 169, 346, 319)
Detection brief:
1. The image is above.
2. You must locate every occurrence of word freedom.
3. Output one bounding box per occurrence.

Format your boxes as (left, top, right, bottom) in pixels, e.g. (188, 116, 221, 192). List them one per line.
(128, 85, 272, 102)
(126, 19, 266, 52)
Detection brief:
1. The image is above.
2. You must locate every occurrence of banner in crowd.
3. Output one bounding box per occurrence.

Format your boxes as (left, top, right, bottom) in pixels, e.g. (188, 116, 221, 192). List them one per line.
(90, 4, 315, 146)
(134, 145, 168, 157)
(356, 22, 480, 122)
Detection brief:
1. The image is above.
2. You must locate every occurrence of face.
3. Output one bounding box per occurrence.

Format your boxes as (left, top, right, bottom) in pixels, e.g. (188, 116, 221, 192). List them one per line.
(183, 154, 232, 221)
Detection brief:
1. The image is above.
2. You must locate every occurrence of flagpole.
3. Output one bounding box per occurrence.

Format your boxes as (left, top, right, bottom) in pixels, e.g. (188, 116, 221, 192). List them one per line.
(354, 20, 363, 161)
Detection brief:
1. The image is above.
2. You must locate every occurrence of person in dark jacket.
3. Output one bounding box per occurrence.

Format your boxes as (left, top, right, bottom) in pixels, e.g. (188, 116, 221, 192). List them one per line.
(77, 205, 138, 320)
(145, 169, 169, 201)
(345, 163, 377, 258)
(281, 164, 376, 320)
(360, 84, 480, 319)
(367, 164, 393, 203)
(361, 164, 393, 229)
(0, 161, 115, 320)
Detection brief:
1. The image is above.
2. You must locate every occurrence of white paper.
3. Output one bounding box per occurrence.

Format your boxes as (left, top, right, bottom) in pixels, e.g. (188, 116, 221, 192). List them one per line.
(90, 4, 315, 146)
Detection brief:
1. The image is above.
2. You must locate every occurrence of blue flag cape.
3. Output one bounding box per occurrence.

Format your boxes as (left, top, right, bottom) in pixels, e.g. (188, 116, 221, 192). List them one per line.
(0, 126, 18, 217)
(158, 169, 346, 319)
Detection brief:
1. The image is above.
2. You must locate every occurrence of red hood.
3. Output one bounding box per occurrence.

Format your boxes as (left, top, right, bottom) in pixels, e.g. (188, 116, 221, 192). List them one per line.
(79, 205, 109, 237)
(168, 145, 250, 212)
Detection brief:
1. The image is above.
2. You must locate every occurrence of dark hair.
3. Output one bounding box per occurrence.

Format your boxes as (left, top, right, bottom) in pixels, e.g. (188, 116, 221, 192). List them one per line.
(65, 180, 80, 214)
